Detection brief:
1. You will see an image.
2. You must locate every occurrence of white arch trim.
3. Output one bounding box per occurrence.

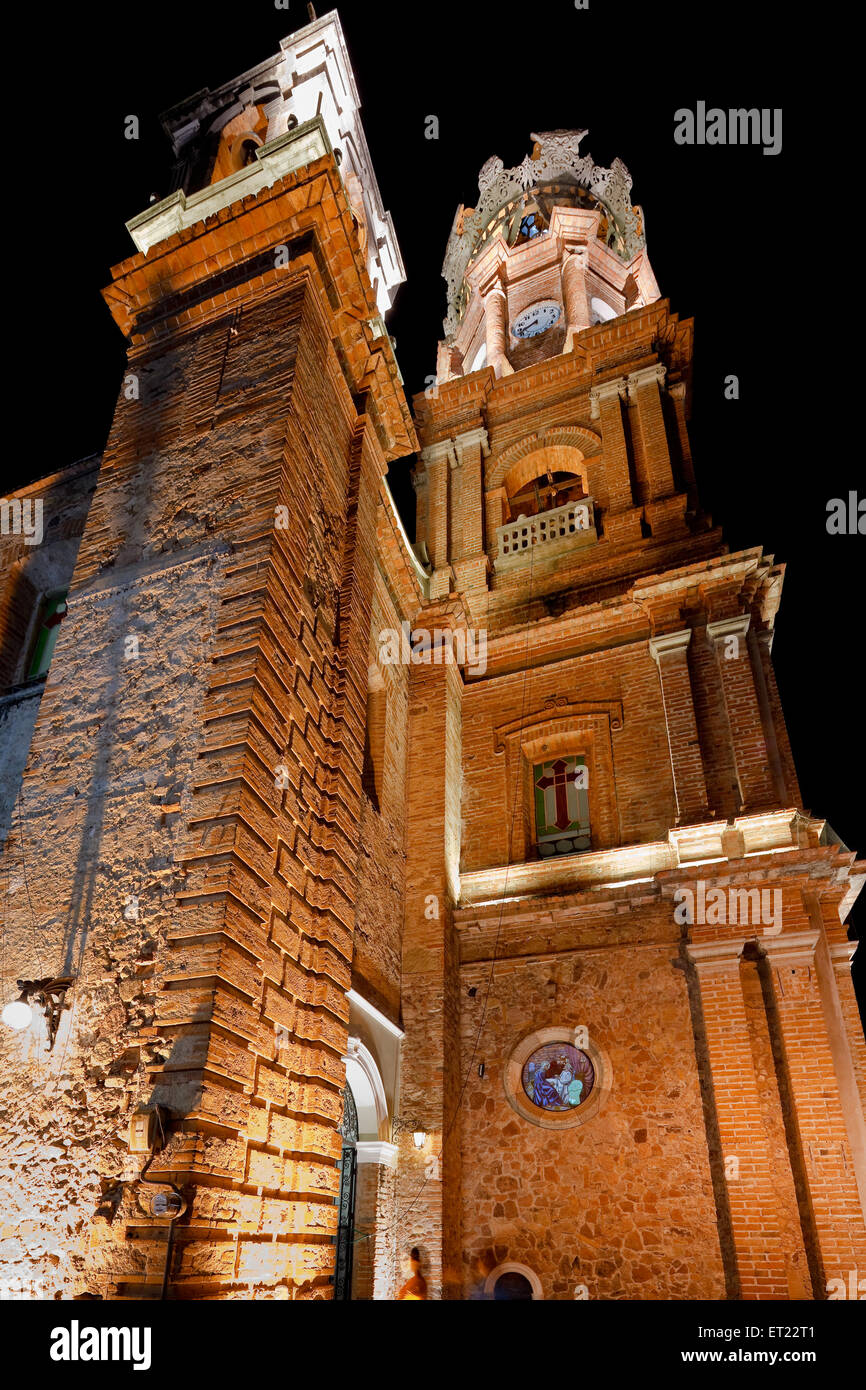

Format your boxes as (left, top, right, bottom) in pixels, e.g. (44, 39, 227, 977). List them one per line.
(344, 1036, 389, 1140)
(484, 1261, 543, 1300)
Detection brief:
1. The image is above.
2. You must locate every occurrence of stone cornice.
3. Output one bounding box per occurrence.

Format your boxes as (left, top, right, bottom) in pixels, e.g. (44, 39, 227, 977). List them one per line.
(685, 939, 747, 971)
(759, 929, 820, 962)
(648, 629, 692, 663)
(707, 613, 751, 642)
(627, 362, 666, 395)
(453, 426, 491, 462)
(355, 1141, 399, 1168)
(589, 376, 627, 416)
(127, 118, 333, 253)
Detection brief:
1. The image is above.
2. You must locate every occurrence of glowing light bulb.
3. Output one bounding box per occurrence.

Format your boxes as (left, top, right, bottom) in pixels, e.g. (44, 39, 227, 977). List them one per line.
(2, 998, 33, 1030)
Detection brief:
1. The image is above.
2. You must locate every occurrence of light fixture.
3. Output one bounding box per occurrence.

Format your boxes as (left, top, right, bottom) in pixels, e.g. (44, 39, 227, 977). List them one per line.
(1, 977, 74, 1050)
(413, 1130, 427, 1150)
(1, 995, 33, 1030)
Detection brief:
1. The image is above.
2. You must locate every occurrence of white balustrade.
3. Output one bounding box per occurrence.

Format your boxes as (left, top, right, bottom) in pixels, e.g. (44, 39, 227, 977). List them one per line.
(496, 497, 596, 564)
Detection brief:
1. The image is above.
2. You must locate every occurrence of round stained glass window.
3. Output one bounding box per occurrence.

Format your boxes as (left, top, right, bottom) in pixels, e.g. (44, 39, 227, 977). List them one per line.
(522, 1043, 595, 1112)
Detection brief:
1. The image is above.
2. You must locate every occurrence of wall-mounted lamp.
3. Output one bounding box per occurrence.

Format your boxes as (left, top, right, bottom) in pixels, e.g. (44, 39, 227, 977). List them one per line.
(1, 977, 74, 1050)
(412, 1130, 427, 1150)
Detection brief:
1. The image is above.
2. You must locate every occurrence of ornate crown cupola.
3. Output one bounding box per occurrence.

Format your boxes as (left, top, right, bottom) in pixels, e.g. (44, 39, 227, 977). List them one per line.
(437, 130, 660, 381)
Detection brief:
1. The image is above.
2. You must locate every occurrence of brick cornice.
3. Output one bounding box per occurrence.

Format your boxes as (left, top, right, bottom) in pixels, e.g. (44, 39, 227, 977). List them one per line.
(103, 155, 416, 462)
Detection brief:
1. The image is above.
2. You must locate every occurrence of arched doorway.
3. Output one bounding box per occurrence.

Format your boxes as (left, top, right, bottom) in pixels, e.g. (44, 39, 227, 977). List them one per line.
(484, 1260, 543, 1300)
(334, 1084, 358, 1300)
(493, 1271, 534, 1300)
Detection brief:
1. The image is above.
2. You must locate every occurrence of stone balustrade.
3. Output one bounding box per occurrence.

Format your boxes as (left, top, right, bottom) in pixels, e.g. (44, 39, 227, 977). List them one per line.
(495, 496, 597, 567)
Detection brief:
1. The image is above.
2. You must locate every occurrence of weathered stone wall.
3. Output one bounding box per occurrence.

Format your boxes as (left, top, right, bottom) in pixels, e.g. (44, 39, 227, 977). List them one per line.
(0, 542, 227, 1297)
(0, 458, 99, 846)
(457, 910, 728, 1300)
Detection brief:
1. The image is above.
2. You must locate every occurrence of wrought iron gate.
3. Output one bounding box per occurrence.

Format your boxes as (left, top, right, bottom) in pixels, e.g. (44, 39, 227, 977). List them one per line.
(333, 1084, 358, 1300)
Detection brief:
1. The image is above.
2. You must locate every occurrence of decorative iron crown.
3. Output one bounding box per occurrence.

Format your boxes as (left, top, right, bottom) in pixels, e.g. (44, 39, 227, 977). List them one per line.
(441, 130, 646, 337)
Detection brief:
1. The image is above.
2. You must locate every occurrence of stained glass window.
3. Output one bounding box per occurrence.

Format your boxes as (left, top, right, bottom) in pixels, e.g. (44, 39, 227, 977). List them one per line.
(522, 1043, 595, 1112)
(533, 756, 590, 857)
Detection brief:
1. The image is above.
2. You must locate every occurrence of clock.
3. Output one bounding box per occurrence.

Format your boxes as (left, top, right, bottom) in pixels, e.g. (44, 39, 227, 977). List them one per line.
(511, 301, 561, 339)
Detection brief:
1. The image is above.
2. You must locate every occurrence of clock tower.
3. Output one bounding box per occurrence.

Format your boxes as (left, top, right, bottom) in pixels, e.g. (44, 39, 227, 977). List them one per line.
(400, 130, 866, 1300)
(436, 131, 660, 381)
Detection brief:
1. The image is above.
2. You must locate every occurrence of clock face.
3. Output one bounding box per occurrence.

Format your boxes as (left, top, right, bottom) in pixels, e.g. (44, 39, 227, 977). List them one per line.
(511, 301, 561, 339)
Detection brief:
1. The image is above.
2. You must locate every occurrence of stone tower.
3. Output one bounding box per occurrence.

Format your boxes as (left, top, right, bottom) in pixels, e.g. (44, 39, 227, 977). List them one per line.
(0, 11, 419, 1299)
(400, 130, 866, 1299)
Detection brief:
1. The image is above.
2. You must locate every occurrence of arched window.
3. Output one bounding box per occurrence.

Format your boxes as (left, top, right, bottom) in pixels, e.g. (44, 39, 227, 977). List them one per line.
(468, 341, 488, 373)
(590, 296, 617, 324)
(507, 470, 586, 521)
(484, 1261, 543, 1299)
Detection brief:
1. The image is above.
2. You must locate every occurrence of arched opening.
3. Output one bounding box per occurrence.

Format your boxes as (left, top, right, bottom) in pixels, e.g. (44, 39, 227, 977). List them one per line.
(590, 295, 617, 324)
(507, 469, 587, 520)
(484, 1260, 543, 1300)
(494, 1271, 534, 1300)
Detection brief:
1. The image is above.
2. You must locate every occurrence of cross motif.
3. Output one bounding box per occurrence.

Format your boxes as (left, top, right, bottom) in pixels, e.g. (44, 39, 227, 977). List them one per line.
(536, 758, 586, 831)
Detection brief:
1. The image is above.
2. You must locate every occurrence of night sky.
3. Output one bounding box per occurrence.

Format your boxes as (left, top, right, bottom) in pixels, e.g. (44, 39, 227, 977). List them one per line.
(11, 2, 861, 998)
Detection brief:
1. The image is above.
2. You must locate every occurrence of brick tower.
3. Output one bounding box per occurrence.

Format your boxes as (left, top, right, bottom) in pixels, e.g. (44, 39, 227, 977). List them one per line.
(1, 12, 418, 1299)
(0, 18, 864, 1305)
(398, 131, 866, 1300)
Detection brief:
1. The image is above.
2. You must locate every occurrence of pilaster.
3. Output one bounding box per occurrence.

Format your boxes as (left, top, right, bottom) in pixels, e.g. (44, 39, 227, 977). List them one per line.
(687, 938, 811, 1299)
(706, 614, 777, 811)
(648, 629, 709, 823)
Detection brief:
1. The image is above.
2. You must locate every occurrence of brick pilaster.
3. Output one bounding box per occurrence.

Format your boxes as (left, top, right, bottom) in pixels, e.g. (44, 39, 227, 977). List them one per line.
(398, 654, 463, 1298)
(688, 938, 811, 1299)
(627, 364, 675, 500)
(706, 614, 777, 811)
(761, 929, 866, 1290)
(648, 629, 709, 823)
(450, 428, 488, 564)
(589, 378, 640, 541)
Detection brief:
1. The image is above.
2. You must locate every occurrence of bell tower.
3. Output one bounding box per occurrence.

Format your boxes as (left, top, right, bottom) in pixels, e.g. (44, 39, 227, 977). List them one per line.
(399, 130, 866, 1300)
(436, 131, 660, 381)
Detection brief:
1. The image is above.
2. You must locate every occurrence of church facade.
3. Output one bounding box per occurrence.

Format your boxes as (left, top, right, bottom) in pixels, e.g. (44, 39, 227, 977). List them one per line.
(1, 10, 864, 1301)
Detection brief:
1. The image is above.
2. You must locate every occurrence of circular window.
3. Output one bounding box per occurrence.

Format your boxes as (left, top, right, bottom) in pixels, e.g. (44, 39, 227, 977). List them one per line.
(522, 1042, 594, 1112)
(505, 1026, 610, 1130)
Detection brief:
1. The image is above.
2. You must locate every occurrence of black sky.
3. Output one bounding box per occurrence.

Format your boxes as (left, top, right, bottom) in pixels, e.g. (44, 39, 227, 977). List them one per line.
(9, 2, 862, 988)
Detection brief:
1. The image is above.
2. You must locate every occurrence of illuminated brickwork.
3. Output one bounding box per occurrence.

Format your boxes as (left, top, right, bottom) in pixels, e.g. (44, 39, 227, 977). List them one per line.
(1, 14, 863, 1303)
